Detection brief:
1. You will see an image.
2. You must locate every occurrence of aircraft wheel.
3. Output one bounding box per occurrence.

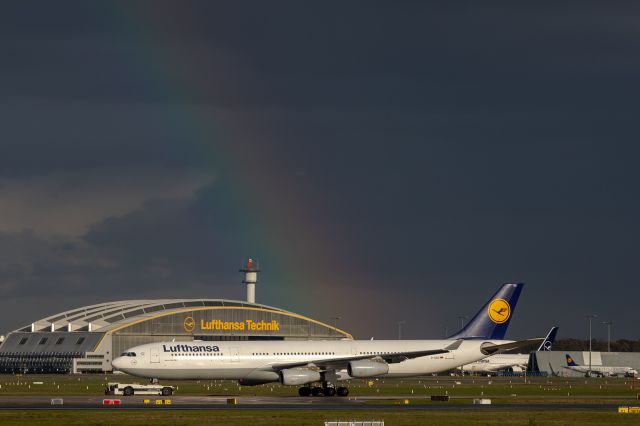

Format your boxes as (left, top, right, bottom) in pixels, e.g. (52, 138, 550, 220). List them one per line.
(324, 387, 336, 397)
(161, 387, 173, 396)
(311, 387, 324, 397)
(336, 387, 349, 397)
(298, 387, 311, 397)
(123, 386, 134, 396)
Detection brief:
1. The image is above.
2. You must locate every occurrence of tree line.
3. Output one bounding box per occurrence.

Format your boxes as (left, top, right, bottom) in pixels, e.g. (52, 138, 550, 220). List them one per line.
(510, 338, 640, 353)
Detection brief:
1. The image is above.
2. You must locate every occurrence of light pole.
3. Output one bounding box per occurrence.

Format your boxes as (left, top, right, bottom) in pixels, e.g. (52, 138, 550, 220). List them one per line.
(586, 314, 597, 375)
(602, 321, 613, 352)
(397, 321, 406, 340)
(330, 316, 341, 333)
(457, 315, 467, 331)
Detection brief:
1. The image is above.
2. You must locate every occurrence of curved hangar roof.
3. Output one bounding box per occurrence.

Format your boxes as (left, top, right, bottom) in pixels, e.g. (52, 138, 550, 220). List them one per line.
(16, 299, 353, 339)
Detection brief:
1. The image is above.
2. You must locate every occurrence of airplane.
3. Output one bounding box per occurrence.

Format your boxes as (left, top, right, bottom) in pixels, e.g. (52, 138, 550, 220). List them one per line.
(112, 282, 544, 397)
(562, 354, 638, 378)
(461, 326, 558, 374)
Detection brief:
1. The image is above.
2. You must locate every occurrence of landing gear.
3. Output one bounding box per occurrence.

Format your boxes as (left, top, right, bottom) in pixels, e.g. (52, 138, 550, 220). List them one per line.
(299, 381, 349, 397)
(323, 386, 336, 396)
(298, 386, 312, 397)
(336, 386, 349, 397)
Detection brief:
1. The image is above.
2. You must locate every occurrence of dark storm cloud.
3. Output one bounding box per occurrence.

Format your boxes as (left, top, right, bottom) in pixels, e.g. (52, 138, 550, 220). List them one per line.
(0, 2, 639, 339)
(2, 2, 640, 109)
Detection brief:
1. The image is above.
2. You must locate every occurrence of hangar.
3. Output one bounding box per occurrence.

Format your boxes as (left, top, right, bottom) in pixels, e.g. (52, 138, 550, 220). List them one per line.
(0, 299, 352, 374)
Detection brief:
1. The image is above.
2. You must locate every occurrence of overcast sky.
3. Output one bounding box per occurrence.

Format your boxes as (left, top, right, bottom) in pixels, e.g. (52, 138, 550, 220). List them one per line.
(0, 1, 638, 340)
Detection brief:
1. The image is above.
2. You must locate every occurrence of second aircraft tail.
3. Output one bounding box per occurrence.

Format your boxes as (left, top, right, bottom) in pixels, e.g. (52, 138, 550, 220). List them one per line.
(537, 326, 559, 351)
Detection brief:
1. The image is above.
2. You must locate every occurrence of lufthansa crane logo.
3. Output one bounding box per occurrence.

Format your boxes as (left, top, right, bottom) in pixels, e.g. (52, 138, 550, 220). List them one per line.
(487, 299, 511, 324)
(183, 316, 195, 333)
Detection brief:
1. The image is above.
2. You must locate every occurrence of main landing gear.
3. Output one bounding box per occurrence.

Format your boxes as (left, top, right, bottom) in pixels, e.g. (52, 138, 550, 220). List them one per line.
(298, 385, 349, 397)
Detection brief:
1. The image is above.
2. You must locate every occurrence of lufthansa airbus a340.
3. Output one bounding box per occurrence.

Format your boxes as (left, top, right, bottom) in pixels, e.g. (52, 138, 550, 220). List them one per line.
(112, 283, 542, 396)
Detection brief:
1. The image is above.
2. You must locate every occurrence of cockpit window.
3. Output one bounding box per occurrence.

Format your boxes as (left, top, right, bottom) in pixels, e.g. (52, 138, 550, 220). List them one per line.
(120, 352, 137, 357)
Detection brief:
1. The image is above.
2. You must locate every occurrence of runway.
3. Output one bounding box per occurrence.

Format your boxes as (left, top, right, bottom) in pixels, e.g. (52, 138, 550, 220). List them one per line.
(0, 395, 624, 411)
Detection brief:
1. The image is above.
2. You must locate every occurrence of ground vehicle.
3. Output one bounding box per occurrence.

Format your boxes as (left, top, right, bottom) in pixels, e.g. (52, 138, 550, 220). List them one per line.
(105, 382, 174, 396)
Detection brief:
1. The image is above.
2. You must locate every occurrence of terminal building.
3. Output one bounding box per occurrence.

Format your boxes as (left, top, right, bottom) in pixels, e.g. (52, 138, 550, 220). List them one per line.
(0, 260, 352, 374)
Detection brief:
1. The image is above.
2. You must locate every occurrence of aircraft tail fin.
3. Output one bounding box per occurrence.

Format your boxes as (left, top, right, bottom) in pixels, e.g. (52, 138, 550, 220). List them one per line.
(565, 354, 578, 366)
(537, 326, 559, 351)
(447, 283, 523, 340)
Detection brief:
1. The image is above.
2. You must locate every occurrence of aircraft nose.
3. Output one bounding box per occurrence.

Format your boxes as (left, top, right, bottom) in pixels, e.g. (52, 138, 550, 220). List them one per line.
(112, 356, 125, 371)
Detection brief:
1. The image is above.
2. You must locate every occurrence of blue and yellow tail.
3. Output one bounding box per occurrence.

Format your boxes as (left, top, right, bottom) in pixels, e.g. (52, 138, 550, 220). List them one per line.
(566, 354, 578, 366)
(447, 283, 523, 340)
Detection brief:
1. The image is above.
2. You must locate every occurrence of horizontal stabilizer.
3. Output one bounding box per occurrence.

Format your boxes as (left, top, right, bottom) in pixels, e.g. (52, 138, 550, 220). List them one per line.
(480, 338, 544, 356)
(445, 340, 464, 350)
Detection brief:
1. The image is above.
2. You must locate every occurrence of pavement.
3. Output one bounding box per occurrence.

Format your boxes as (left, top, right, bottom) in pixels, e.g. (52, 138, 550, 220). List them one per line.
(0, 395, 626, 410)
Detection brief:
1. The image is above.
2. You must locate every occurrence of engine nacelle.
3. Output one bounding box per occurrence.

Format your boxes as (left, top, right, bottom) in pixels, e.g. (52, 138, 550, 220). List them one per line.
(238, 378, 275, 386)
(347, 360, 389, 378)
(279, 368, 321, 386)
(239, 370, 279, 386)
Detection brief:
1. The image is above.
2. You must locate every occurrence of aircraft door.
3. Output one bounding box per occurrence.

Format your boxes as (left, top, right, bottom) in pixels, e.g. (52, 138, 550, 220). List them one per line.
(230, 347, 239, 362)
(150, 346, 160, 363)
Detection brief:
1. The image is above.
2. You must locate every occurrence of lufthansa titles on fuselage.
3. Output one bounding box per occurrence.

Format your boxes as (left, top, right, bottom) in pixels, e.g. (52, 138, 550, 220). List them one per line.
(162, 344, 220, 353)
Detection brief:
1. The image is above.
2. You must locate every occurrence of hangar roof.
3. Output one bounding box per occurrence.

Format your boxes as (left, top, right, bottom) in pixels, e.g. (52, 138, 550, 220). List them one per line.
(16, 299, 296, 333)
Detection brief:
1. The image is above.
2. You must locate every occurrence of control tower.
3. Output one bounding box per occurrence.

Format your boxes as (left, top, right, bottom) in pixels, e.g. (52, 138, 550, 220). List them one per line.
(239, 258, 260, 304)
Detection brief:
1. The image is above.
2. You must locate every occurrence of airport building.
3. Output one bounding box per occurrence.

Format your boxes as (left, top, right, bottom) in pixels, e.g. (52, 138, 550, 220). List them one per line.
(0, 261, 352, 374)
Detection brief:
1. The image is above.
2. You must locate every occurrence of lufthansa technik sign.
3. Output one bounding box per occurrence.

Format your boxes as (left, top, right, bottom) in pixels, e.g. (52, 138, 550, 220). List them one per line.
(200, 319, 280, 331)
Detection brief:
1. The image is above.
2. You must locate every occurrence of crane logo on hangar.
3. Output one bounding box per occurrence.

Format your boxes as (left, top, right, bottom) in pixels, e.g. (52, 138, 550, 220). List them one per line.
(183, 316, 196, 332)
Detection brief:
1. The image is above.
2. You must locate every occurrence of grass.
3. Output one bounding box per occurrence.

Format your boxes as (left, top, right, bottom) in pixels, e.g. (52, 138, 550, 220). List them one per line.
(1, 374, 638, 399)
(0, 409, 640, 425)
(1, 375, 639, 424)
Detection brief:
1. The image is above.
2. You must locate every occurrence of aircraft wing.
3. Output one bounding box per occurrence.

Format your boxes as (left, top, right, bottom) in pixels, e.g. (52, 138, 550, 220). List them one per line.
(269, 348, 450, 372)
(480, 338, 544, 356)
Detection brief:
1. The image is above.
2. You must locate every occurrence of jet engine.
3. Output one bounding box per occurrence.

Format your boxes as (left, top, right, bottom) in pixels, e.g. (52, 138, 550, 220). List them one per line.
(279, 368, 321, 385)
(238, 378, 275, 386)
(239, 370, 279, 386)
(347, 360, 389, 378)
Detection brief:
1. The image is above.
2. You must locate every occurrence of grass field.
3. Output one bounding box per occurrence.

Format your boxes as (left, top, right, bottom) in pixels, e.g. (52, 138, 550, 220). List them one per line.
(1, 374, 639, 425)
(1, 374, 638, 399)
(0, 409, 639, 425)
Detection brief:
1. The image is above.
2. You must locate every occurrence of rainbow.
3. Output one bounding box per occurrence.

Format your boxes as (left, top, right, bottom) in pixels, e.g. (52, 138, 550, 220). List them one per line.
(103, 5, 359, 315)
